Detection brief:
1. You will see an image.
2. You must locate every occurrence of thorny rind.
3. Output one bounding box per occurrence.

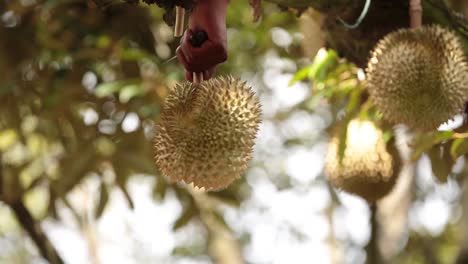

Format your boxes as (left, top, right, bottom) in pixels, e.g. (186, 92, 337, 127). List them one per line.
(366, 25, 468, 131)
(154, 76, 262, 191)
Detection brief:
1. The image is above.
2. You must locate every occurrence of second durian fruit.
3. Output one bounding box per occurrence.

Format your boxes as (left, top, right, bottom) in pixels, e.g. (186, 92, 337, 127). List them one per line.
(325, 119, 401, 202)
(154, 76, 262, 191)
(366, 25, 468, 131)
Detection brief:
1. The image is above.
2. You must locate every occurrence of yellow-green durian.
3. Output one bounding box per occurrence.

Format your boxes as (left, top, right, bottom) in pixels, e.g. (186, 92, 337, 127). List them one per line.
(366, 25, 468, 131)
(325, 120, 401, 202)
(154, 76, 262, 191)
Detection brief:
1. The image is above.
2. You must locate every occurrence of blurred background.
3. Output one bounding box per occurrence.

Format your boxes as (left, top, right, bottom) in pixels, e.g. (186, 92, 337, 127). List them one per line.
(0, 0, 468, 263)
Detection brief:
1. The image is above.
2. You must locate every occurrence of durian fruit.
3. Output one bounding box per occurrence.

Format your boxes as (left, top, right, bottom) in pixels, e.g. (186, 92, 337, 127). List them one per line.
(325, 119, 401, 202)
(366, 25, 468, 131)
(154, 76, 262, 191)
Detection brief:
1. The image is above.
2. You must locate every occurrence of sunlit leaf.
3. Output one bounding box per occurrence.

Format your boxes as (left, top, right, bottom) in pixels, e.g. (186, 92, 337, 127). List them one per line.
(411, 131, 455, 161)
(337, 118, 353, 165)
(94, 82, 122, 98)
(119, 83, 145, 103)
(450, 138, 468, 160)
(345, 88, 362, 114)
(24, 186, 49, 219)
(118, 48, 150, 61)
(288, 65, 313, 86)
(309, 49, 338, 82)
(0, 129, 18, 151)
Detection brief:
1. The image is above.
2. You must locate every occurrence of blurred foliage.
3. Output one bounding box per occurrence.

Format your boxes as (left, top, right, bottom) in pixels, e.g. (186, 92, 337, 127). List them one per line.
(0, 0, 467, 263)
(0, 0, 297, 262)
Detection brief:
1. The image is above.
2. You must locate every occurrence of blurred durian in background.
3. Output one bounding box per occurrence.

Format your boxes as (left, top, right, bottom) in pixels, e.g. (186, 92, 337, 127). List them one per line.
(365, 25, 468, 131)
(325, 119, 402, 202)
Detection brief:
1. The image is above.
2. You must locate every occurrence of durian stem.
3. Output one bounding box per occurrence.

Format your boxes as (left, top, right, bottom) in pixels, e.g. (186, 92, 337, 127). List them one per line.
(175, 6, 185, 37)
(410, 0, 423, 28)
(193, 72, 204, 83)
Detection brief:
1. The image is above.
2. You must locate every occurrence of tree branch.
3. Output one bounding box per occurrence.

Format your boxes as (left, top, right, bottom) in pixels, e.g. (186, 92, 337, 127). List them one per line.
(455, 166, 468, 264)
(266, 0, 468, 66)
(9, 200, 64, 264)
(366, 204, 383, 264)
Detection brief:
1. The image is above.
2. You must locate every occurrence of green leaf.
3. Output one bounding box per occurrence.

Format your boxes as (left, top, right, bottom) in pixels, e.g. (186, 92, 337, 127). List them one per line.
(116, 152, 155, 175)
(345, 88, 362, 114)
(116, 179, 134, 210)
(288, 49, 339, 86)
(173, 205, 198, 231)
(427, 145, 454, 183)
(153, 177, 167, 201)
(309, 49, 338, 82)
(208, 189, 241, 207)
(450, 138, 468, 160)
(382, 130, 394, 144)
(288, 65, 313, 86)
(54, 144, 97, 196)
(47, 189, 59, 220)
(119, 48, 149, 61)
(119, 83, 145, 103)
(337, 121, 349, 165)
(95, 182, 109, 219)
(411, 131, 455, 161)
(94, 82, 122, 98)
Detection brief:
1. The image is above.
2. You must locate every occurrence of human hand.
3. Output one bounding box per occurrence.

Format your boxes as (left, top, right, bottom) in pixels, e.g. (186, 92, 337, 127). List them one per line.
(176, 0, 229, 81)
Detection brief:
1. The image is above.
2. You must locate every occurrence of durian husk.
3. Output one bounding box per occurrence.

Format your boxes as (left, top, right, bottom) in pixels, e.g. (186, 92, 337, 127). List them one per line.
(325, 120, 401, 202)
(366, 25, 468, 131)
(154, 76, 262, 191)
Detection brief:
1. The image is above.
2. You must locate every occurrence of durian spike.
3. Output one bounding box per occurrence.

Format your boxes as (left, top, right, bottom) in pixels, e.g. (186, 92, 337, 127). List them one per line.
(174, 6, 185, 37)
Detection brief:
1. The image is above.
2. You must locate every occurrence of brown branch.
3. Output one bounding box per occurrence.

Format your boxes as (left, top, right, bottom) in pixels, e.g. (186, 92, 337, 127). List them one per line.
(455, 166, 468, 264)
(9, 200, 64, 264)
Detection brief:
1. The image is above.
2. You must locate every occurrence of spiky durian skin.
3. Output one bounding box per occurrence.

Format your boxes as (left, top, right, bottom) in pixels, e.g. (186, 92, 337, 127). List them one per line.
(154, 76, 262, 191)
(366, 25, 468, 131)
(325, 120, 401, 202)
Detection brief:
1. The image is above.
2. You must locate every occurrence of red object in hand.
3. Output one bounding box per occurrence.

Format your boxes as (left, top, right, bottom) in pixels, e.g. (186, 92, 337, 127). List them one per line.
(176, 0, 230, 81)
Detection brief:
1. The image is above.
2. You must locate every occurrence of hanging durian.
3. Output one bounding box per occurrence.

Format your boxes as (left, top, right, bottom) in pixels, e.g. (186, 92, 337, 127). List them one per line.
(154, 76, 262, 191)
(365, 25, 468, 131)
(325, 119, 401, 202)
